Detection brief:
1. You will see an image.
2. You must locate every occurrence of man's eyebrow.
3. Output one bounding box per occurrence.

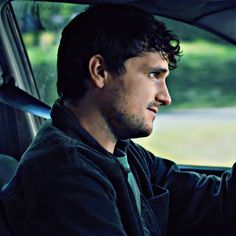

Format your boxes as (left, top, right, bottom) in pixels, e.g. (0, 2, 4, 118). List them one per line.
(148, 66, 169, 73)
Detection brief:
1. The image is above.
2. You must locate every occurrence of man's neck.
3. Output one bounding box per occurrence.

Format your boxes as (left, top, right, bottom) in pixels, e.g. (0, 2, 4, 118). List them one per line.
(63, 99, 117, 153)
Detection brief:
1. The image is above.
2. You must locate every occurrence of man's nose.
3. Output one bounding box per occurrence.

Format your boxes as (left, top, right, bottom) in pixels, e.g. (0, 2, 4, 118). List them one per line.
(155, 82, 172, 106)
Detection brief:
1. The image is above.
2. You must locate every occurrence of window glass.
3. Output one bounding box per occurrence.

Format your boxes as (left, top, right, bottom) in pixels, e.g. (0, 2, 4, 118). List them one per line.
(11, 2, 236, 167)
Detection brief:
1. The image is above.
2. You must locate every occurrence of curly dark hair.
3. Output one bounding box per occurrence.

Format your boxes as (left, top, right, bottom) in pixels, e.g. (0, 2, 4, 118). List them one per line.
(57, 3, 181, 99)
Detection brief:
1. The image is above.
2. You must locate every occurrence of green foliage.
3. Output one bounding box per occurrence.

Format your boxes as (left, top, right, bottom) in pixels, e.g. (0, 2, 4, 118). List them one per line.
(167, 40, 236, 109)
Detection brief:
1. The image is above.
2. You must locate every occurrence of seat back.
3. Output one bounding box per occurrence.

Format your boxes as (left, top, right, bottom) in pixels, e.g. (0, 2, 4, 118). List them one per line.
(0, 199, 15, 236)
(0, 154, 18, 236)
(0, 154, 18, 189)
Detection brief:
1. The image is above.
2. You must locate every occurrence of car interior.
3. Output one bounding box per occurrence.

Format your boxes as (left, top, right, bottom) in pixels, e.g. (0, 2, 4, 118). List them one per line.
(0, 0, 236, 235)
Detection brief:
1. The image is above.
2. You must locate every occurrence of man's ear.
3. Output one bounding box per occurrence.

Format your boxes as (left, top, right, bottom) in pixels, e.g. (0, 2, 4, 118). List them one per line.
(88, 55, 107, 88)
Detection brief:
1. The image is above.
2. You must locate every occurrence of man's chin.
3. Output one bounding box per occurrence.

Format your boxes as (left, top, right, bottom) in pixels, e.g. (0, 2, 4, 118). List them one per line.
(130, 126, 153, 139)
(141, 128, 153, 137)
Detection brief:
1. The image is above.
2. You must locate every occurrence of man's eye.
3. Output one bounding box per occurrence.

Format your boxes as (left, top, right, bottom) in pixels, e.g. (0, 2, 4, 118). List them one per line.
(149, 72, 160, 78)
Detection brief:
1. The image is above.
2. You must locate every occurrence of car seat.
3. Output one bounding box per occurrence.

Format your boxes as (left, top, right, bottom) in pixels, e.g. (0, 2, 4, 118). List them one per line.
(0, 199, 15, 236)
(0, 154, 18, 189)
(0, 154, 18, 236)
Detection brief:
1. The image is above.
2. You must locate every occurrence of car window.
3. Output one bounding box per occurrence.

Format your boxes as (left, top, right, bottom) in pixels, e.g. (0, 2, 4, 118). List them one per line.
(11, 2, 236, 167)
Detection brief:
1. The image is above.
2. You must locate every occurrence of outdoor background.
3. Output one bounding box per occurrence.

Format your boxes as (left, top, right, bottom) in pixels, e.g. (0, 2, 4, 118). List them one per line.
(12, 2, 236, 167)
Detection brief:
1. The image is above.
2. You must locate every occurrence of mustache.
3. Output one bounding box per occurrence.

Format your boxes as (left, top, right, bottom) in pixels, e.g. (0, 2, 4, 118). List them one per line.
(147, 101, 163, 108)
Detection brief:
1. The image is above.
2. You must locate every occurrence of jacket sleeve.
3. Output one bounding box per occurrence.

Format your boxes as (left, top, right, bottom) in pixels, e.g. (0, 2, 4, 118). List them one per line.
(20, 168, 127, 236)
(141, 146, 236, 235)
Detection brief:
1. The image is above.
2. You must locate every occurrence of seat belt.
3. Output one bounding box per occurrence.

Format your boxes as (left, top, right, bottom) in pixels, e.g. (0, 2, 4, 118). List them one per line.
(0, 81, 50, 119)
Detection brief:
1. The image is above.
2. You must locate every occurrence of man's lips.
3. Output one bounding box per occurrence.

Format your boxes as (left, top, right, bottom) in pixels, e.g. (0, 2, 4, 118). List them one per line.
(147, 107, 158, 114)
(147, 101, 162, 115)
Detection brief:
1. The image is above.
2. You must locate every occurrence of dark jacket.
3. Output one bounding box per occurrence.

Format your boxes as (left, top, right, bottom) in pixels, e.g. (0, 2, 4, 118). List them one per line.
(1, 100, 236, 236)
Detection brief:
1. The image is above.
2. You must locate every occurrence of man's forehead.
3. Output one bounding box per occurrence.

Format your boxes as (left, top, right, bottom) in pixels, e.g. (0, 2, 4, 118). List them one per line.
(128, 52, 169, 71)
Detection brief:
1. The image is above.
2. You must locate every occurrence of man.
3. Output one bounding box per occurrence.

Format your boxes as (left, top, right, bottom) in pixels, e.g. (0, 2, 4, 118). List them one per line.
(1, 3, 236, 236)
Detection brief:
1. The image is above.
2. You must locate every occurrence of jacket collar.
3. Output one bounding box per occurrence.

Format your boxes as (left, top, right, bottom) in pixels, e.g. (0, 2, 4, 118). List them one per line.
(50, 98, 130, 156)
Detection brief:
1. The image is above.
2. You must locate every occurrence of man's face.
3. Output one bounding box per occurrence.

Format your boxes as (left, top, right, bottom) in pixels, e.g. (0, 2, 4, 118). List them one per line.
(101, 52, 171, 139)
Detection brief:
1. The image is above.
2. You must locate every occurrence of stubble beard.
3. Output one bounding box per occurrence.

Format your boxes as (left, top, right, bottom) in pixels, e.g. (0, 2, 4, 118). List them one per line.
(103, 84, 153, 140)
(111, 110, 153, 139)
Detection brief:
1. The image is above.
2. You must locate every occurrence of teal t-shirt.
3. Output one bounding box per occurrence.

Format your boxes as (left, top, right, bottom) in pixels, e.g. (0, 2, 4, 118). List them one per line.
(117, 152, 141, 213)
(116, 149, 150, 236)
